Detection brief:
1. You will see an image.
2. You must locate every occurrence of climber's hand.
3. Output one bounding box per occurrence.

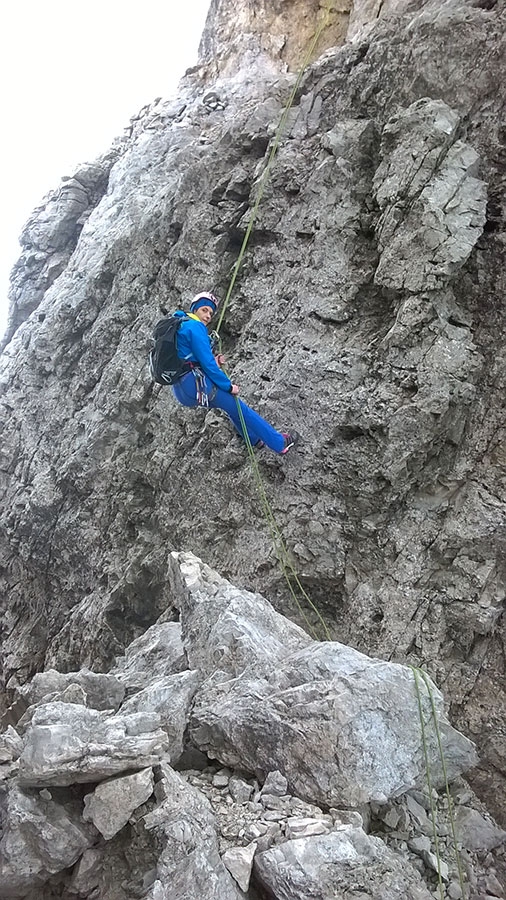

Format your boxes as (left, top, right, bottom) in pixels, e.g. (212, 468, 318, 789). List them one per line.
(230, 384, 240, 396)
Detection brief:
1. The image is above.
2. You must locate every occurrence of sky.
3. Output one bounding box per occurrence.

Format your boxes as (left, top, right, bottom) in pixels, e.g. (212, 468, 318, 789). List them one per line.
(0, 0, 211, 339)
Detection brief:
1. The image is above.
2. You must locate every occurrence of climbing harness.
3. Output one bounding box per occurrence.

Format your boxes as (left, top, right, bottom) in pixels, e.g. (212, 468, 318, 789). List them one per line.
(411, 667, 467, 900)
(193, 367, 211, 408)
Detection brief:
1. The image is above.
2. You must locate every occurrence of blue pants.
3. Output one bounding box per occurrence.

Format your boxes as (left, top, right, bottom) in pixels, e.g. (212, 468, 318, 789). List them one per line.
(172, 371, 286, 453)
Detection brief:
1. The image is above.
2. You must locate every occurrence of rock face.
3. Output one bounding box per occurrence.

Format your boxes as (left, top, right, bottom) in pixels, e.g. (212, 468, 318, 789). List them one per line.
(373, 98, 487, 291)
(3, 157, 119, 344)
(0, 0, 505, 890)
(1, 552, 504, 899)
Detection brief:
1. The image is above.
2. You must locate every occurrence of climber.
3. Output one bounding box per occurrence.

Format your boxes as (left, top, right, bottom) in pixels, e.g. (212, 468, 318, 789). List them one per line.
(170, 292, 299, 454)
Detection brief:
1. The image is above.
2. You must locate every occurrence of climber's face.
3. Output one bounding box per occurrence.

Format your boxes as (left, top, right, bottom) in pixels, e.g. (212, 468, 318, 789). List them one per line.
(194, 305, 214, 325)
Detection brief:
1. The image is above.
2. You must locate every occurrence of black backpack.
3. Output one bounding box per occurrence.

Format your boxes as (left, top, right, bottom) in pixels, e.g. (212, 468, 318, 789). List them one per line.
(149, 315, 192, 385)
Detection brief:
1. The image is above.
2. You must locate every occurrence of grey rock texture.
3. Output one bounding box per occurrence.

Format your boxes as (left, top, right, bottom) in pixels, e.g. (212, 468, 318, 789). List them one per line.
(17, 667, 125, 711)
(0, 553, 504, 898)
(254, 826, 434, 900)
(455, 806, 506, 852)
(111, 621, 187, 693)
(82, 767, 155, 839)
(182, 553, 477, 807)
(17, 702, 167, 786)
(143, 762, 245, 900)
(119, 670, 199, 763)
(42, 545, 186, 675)
(0, 781, 97, 898)
(0, 0, 505, 890)
(222, 841, 257, 891)
(176, 550, 313, 677)
(0, 727, 23, 764)
(68, 847, 103, 897)
(2, 157, 120, 348)
(348, 1, 410, 43)
(373, 98, 487, 291)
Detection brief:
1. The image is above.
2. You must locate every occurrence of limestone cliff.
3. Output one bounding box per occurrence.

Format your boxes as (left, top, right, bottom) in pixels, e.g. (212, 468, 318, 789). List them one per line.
(0, 0, 505, 878)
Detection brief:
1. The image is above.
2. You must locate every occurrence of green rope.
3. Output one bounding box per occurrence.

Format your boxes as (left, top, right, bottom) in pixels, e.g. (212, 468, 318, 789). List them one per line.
(215, 7, 330, 335)
(210, 10, 333, 642)
(411, 666, 445, 900)
(234, 395, 332, 642)
(416, 667, 467, 899)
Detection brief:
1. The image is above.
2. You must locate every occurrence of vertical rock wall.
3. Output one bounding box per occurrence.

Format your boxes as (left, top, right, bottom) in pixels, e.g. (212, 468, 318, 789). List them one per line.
(0, 0, 505, 826)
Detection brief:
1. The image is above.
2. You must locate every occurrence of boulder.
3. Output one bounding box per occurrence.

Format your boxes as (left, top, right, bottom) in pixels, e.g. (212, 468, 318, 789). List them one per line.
(185, 558, 477, 806)
(175, 551, 312, 678)
(285, 817, 330, 838)
(112, 621, 188, 693)
(83, 767, 155, 839)
(119, 670, 199, 764)
(68, 848, 103, 897)
(18, 701, 168, 786)
(261, 770, 288, 797)
(455, 807, 506, 852)
(0, 780, 97, 898)
(17, 667, 125, 712)
(228, 774, 254, 804)
(222, 842, 257, 892)
(254, 826, 434, 900)
(0, 726, 23, 763)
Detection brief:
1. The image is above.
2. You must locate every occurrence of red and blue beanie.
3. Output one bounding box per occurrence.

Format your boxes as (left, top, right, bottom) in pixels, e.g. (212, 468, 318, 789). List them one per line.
(190, 291, 219, 314)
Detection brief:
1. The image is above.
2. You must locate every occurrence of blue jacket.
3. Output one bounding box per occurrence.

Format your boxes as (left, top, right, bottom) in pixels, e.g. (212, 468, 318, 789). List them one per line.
(174, 310, 232, 392)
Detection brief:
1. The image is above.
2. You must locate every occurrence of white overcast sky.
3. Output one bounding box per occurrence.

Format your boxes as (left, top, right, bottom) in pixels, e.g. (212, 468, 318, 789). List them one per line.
(0, 0, 211, 338)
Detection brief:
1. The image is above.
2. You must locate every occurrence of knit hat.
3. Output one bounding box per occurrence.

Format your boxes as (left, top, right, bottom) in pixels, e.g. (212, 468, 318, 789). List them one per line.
(190, 291, 219, 314)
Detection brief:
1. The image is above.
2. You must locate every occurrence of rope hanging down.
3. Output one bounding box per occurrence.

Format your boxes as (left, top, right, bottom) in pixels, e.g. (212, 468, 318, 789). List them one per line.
(411, 667, 467, 900)
(215, 6, 330, 335)
(236, 400, 332, 642)
(214, 8, 332, 642)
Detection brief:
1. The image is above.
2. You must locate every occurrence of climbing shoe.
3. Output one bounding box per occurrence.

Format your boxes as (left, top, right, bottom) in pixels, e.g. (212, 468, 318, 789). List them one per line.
(280, 431, 300, 454)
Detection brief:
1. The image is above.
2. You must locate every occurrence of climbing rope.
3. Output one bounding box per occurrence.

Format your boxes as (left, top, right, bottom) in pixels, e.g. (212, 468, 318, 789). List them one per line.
(411, 666, 467, 899)
(211, 9, 333, 641)
(235, 399, 332, 642)
(211, 24, 467, 891)
(411, 666, 446, 900)
(215, 6, 330, 336)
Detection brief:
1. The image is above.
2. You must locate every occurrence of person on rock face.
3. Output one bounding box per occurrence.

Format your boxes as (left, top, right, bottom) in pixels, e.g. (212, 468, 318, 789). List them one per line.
(171, 291, 299, 454)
